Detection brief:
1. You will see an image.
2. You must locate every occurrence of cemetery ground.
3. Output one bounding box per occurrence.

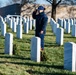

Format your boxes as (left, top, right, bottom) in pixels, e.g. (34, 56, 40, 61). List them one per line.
(0, 23, 76, 75)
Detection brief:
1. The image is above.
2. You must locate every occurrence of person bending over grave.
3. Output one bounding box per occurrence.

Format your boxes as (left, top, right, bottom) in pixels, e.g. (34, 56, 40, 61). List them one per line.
(32, 6, 48, 50)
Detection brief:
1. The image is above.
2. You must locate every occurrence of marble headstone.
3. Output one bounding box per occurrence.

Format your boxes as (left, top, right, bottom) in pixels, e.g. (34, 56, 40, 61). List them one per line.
(24, 22, 29, 34)
(56, 28, 64, 45)
(66, 22, 70, 33)
(5, 33, 13, 55)
(1, 21, 6, 36)
(64, 42, 76, 72)
(17, 24, 22, 39)
(72, 25, 76, 37)
(31, 37, 41, 62)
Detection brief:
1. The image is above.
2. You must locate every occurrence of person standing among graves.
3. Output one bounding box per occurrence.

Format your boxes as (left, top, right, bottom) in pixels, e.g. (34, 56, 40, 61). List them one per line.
(32, 6, 48, 50)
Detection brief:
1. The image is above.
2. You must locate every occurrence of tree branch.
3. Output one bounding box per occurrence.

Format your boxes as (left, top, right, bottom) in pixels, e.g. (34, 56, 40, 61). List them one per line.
(56, 0, 62, 6)
(46, 0, 52, 4)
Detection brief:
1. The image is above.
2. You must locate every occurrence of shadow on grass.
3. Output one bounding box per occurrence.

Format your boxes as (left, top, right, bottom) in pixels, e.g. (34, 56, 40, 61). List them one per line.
(0, 60, 69, 75)
(0, 52, 4, 55)
(0, 61, 63, 70)
(45, 34, 55, 36)
(14, 37, 31, 43)
(0, 55, 30, 60)
(64, 36, 74, 38)
(26, 70, 69, 75)
(25, 62, 63, 69)
(45, 43, 60, 47)
(0, 36, 5, 39)
(0, 48, 4, 49)
(24, 33, 34, 36)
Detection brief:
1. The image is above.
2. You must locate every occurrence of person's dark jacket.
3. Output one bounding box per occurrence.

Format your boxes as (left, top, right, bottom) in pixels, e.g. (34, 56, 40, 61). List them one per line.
(32, 10, 48, 36)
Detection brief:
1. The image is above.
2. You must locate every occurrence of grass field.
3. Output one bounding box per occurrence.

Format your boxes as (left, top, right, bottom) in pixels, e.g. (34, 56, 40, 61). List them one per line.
(0, 23, 76, 75)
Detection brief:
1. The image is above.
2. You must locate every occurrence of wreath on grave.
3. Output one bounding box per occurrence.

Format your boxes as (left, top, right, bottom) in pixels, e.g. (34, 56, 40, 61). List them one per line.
(40, 50, 48, 61)
(13, 43, 20, 55)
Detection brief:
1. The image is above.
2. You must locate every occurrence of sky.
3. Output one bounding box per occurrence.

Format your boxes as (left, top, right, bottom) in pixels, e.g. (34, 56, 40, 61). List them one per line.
(34, 0, 50, 5)
(0, 0, 21, 7)
(0, 0, 11, 7)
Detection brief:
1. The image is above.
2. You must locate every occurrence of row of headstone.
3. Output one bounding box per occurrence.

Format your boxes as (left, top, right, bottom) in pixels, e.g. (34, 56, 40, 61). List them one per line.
(50, 18, 59, 35)
(57, 18, 76, 32)
(51, 18, 76, 72)
(50, 18, 64, 45)
(0, 15, 36, 39)
(58, 18, 74, 27)
(5, 15, 36, 31)
(57, 18, 76, 37)
(4, 33, 40, 62)
(50, 18, 76, 46)
(0, 17, 6, 36)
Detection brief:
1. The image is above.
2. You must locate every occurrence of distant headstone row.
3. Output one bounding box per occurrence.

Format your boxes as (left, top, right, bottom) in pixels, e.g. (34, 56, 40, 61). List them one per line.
(50, 18, 76, 72)
(0, 15, 36, 39)
(0, 15, 41, 62)
(50, 18, 76, 46)
(4, 32, 41, 62)
(50, 18, 64, 45)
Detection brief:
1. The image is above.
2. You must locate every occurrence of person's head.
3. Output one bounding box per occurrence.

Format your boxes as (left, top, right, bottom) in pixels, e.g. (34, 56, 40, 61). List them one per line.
(37, 6, 45, 13)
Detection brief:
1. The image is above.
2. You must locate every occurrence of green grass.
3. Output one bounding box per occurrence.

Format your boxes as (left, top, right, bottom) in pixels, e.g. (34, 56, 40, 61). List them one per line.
(0, 24, 76, 75)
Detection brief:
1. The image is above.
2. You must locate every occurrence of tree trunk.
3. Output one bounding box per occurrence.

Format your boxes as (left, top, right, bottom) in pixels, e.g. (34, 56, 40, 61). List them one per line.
(51, 0, 56, 21)
(51, 5, 56, 21)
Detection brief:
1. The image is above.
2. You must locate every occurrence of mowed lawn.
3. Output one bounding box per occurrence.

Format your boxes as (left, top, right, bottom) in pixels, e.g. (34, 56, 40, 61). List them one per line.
(0, 23, 76, 75)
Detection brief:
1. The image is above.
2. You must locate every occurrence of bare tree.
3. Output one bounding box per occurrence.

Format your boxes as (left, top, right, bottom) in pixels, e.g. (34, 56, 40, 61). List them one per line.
(46, 0, 62, 21)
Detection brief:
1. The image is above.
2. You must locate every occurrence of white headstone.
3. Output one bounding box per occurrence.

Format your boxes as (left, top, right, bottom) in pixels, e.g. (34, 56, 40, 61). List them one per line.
(1, 21, 6, 36)
(32, 19, 36, 28)
(64, 42, 76, 72)
(16, 17, 19, 25)
(65, 19, 70, 23)
(56, 28, 64, 45)
(50, 18, 54, 31)
(19, 17, 23, 25)
(23, 17, 26, 26)
(31, 37, 41, 62)
(74, 18, 76, 24)
(70, 19, 74, 26)
(54, 23, 59, 35)
(50, 18, 56, 32)
(65, 22, 70, 33)
(17, 24, 22, 39)
(58, 18, 63, 27)
(5, 33, 13, 55)
(29, 20, 32, 30)
(9, 19, 12, 29)
(12, 21, 16, 32)
(72, 25, 76, 37)
(24, 22, 29, 34)
(26, 17, 29, 22)
(63, 20, 66, 29)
